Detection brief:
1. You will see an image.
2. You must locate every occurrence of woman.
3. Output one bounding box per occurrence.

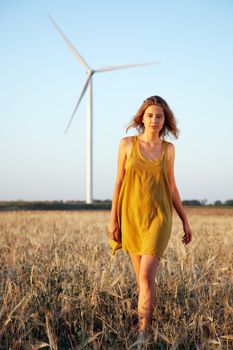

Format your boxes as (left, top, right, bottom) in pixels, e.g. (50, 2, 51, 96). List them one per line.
(108, 95, 192, 348)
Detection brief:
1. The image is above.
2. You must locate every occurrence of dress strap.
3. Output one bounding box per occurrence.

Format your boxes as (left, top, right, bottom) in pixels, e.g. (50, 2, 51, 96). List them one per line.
(126, 135, 137, 162)
(131, 135, 138, 157)
(134, 135, 140, 159)
(163, 141, 168, 164)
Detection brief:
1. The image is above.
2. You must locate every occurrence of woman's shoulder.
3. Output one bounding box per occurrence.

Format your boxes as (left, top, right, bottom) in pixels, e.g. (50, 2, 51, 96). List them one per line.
(120, 135, 136, 143)
(119, 136, 136, 158)
(119, 136, 136, 149)
(164, 140, 174, 147)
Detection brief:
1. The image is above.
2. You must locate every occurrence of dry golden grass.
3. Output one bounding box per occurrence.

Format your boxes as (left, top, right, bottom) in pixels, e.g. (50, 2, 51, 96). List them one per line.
(0, 208, 232, 350)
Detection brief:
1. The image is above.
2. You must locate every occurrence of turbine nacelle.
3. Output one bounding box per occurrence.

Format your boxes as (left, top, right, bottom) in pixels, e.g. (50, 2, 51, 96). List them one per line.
(87, 70, 95, 76)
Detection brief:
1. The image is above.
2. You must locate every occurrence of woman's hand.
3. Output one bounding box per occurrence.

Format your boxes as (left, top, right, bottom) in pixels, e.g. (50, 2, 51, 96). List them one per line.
(181, 221, 192, 245)
(108, 221, 121, 242)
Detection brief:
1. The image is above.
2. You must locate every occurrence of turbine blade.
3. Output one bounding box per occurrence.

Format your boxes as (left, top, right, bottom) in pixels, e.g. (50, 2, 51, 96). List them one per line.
(64, 74, 92, 134)
(48, 13, 90, 71)
(95, 61, 161, 73)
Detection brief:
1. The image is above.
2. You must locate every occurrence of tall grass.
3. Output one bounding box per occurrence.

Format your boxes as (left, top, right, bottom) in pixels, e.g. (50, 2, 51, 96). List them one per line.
(0, 208, 232, 349)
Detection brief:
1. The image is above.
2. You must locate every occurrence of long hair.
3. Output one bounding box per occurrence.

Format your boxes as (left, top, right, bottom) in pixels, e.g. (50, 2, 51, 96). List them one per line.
(125, 95, 180, 139)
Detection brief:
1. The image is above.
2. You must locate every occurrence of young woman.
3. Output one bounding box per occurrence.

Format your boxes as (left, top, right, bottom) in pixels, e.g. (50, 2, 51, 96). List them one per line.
(108, 95, 192, 348)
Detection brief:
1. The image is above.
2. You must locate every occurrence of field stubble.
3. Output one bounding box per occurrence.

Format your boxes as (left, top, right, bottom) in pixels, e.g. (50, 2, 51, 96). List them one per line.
(0, 208, 232, 349)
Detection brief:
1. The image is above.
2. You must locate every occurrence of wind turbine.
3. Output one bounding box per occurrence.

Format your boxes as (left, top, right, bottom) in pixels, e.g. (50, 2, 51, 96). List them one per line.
(48, 14, 160, 204)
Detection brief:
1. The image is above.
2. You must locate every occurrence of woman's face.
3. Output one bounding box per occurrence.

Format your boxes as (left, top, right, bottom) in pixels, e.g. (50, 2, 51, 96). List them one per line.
(142, 104, 165, 133)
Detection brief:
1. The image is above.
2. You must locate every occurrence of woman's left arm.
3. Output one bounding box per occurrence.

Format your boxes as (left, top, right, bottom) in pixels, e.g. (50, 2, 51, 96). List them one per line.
(166, 143, 192, 245)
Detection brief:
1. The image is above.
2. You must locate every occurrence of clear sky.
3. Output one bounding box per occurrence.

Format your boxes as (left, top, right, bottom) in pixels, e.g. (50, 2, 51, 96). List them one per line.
(1, 0, 233, 203)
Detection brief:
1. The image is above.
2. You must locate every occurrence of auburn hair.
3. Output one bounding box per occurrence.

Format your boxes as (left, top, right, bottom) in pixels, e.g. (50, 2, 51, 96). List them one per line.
(125, 95, 180, 139)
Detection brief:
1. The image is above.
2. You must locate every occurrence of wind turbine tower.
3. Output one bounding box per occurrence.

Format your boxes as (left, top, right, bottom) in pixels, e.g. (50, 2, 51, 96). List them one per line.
(48, 15, 160, 204)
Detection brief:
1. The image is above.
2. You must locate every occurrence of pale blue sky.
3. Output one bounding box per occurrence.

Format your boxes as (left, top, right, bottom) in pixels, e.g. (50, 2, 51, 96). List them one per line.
(1, 0, 233, 203)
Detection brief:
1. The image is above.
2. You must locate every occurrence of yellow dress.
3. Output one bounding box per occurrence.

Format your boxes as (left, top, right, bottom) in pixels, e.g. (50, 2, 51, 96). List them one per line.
(117, 135, 173, 260)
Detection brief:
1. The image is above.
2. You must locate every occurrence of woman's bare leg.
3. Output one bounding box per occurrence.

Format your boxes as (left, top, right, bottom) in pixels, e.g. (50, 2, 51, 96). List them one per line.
(129, 253, 142, 295)
(138, 255, 160, 332)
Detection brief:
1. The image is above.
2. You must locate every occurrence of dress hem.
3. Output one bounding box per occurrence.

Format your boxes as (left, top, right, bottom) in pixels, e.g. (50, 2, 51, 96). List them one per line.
(121, 247, 162, 261)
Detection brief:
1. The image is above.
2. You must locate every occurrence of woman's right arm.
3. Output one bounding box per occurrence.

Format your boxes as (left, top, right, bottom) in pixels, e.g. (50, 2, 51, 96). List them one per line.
(108, 137, 128, 242)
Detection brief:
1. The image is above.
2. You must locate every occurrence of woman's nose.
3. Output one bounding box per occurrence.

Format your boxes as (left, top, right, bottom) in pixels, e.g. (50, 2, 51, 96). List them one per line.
(152, 116, 159, 123)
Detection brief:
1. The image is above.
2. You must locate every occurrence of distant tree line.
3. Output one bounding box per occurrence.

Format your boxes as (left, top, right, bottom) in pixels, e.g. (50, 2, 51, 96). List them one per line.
(182, 199, 233, 206)
(0, 200, 111, 211)
(0, 199, 232, 211)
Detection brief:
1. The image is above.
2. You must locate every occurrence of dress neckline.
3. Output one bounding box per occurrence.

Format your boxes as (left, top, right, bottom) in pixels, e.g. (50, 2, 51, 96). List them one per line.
(136, 135, 165, 162)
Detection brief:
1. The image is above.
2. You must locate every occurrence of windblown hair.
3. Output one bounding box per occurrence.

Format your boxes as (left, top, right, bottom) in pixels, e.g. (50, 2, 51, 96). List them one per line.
(125, 95, 180, 139)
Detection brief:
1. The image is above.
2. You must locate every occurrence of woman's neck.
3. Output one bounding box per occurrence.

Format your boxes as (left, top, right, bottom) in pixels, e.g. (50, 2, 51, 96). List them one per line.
(140, 131, 161, 145)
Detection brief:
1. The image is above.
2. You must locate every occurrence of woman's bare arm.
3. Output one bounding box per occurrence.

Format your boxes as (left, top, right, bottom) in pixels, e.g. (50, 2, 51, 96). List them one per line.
(166, 144, 188, 224)
(108, 137, 129, 239)
(166, 143, 192, 244)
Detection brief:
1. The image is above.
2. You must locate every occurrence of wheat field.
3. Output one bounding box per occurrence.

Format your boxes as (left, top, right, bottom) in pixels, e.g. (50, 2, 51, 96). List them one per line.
(0, 208, 232, 350)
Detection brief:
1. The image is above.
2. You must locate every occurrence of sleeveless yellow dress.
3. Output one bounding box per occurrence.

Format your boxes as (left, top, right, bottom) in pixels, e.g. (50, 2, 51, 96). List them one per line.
(116, 135, 173, 260)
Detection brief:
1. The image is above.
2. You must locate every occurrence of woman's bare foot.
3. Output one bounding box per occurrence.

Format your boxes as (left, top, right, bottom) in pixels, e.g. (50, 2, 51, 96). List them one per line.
(128, 326, 154, 349)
